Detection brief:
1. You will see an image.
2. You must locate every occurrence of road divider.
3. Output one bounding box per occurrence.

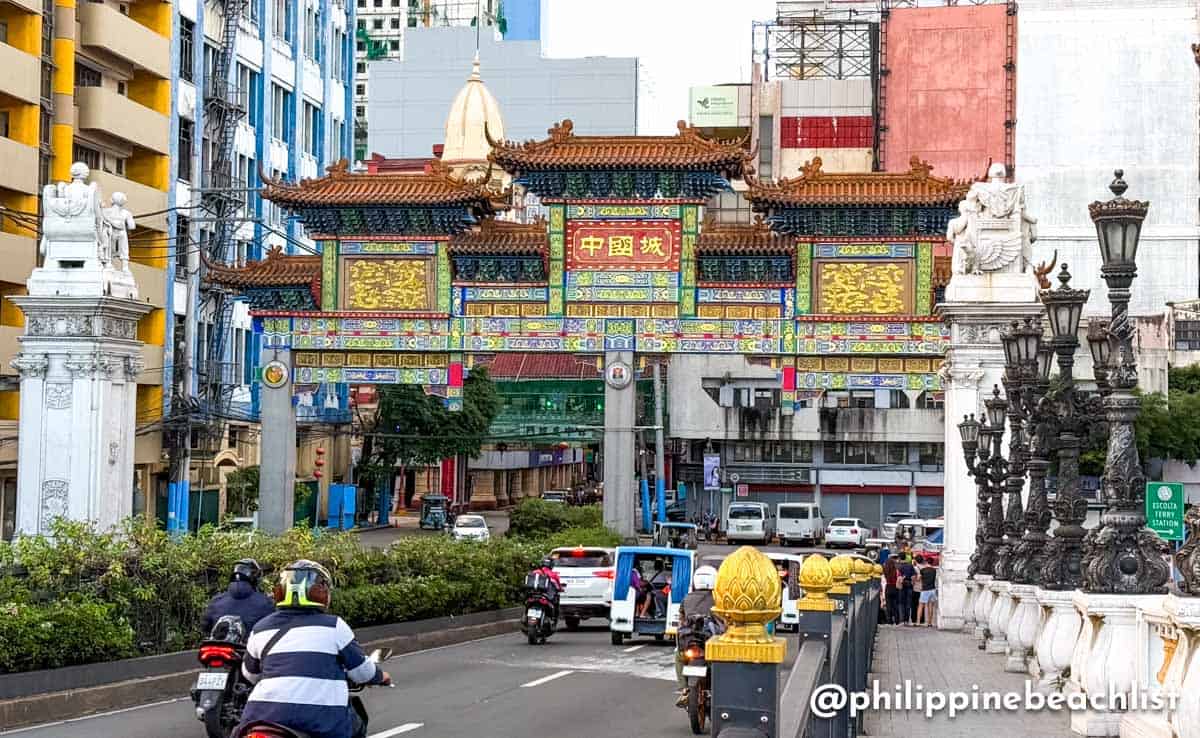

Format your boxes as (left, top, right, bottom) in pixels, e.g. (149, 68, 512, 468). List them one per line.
(521, 670, 575, 688)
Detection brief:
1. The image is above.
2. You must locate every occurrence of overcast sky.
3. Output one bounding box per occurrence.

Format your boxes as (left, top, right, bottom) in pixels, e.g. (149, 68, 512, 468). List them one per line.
(541, 0, 777, 134)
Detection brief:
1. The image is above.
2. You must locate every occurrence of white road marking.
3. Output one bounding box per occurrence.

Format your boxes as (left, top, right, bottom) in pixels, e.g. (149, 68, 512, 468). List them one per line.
(521, 669, 575, 687)
(623, 645, 645, 653)
(370, 724, 424, 737)
(0, 698, 184, 735)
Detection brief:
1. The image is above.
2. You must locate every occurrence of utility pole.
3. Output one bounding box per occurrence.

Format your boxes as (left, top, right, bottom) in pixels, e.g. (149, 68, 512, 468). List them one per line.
(652, 361, 666, 524)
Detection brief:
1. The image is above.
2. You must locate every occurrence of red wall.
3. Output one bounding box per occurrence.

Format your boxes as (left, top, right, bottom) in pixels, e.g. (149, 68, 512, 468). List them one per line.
(882, 5, 1009, 181)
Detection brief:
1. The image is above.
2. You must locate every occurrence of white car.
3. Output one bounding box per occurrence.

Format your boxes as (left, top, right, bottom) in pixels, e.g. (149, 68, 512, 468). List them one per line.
(549, 546, 615, 630)
(824, 517, 868, 549)
(881, 511, 918, 540)
(450, 514, 490, 542)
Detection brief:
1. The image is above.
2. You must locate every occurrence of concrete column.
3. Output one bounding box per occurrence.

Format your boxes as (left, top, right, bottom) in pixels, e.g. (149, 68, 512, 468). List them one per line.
(936, 273, 1041, 630)
(603, 351, 636, 540)
(258, 348, 297, 533)
(523, 468, 539, 499)
(470, 470, 497, 510)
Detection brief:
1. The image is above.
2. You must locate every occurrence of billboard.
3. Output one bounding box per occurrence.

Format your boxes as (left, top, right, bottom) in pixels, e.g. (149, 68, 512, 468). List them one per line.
(689, 86, 739, 128)
(703, 454, 722, 490)
(565, 219, 682, 271)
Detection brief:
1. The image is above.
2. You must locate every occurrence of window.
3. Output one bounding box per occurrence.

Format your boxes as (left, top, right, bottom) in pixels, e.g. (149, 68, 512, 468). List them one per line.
(114, 158, 125, 175)
(391, 0, 400, 5)
(390, 18, 400, 28)
(0, 111, 8, 138)
(72, 144, 100, 170)
(75, 64, 101, 88)
(388, 39, 399, 51)
(331, 30, 345, 77)
(331, 121, 343, 159)
(179, 18, 195, 81)
(865, 443, 888, 465)
(372, 18, 382, 29)
(795, 441, 813, 463)
(177, 119, 193, 182)
(758, 116, 773, 180)
(175, 216, 190, 278)
(888, 443, 908, 465)
(916, 391, 945, 410)
(228, 424, 244, 450)
(236, 64, 258, 112)
(356, 62, 366, 74)
(273, 0, 291, 41)
(374, 0, 382, 6)
(850, 391, 874, 409)
(357, 0, 364, 6)
(246, 0, 260, 23)
(355, 105, 364, 118)
(0, 20, 8, 43)
(732, 442, 761, 463)
(271, 85, 289, 139)
(822, 442, 843, 465)
(356, 40, 364, 52)
(235, 239, 249, 266)
(203, 42, 218, 82)
(844, 442, 867, 465)
(302, 101, 319, 156)
(116, 81, 127, 96)
(918, 443, 944, 469)
(355, 83, 365, 95)
(304, 6, 318, 59)
(765, 441, 791, 464)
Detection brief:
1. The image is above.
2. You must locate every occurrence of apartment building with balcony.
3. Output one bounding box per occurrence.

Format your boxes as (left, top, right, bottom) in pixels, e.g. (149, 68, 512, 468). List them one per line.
(168, 0, 353, 527)
(0, 0, 172, 539)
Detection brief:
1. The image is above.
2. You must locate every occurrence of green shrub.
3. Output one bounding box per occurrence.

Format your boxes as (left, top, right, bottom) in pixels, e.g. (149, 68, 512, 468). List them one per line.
(0, 516, 618, 672)
(0, 599, 135, 673)
(507, 499, 603, 537)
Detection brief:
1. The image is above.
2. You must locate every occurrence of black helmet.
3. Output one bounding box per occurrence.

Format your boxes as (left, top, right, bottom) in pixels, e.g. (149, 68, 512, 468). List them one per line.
(540, 557, 554, 569)
(232, 558, 262, 587)
(273, 559, 333, 610)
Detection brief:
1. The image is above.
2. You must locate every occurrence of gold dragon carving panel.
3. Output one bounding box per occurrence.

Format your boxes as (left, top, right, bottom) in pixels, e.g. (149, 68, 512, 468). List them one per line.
(343, 258, 432, 311)
(815, 260, 913, 315)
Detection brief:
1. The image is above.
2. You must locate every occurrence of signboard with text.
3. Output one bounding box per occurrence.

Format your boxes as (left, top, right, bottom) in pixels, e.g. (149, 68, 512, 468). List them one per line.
(703, 454, 721, 490)
(689, 86, 739, 127)
(1146, 482, 1185, 541)
(565, 219, 681, 271)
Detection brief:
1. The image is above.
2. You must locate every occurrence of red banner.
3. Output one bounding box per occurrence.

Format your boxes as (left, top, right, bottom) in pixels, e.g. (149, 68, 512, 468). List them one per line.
(565, 219, 681, 271)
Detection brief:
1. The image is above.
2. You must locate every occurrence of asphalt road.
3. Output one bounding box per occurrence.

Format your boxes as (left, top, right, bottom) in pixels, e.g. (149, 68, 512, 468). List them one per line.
(7, 625, 801, 738)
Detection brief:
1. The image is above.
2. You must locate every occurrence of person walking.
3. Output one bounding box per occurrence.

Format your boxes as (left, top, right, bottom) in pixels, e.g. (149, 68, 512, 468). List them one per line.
(911, 555, 925, 623)
(897, 557, 917, 625)
(882, 558, 900, 625)
(916, 555, 938, 627)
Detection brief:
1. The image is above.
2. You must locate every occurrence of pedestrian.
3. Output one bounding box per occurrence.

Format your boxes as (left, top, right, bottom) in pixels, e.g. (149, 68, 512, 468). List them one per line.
(911, 554, 925, 623)
(917, 555, 938, 627)
(883, 558, 900, 625)
(897, 556, 917, 625)
(878, 545, 891, 566)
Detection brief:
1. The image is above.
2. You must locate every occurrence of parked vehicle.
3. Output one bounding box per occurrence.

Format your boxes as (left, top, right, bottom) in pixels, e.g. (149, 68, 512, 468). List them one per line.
(522, 571, 560, 645)
(895, 519, 944, 565)
(418, 494, 449, 530)
(191, 615, 251, 738)
(541, 490, 568, 504)
(776, 503, 823, 546)
(678, 614, 720, 734)
(824, 517, 868, 548)
(235, 648, 393, 738)
(653, 521, 698, 550)
(548, 546, 615, 630)
(665, 500, 689, 522)
(450, 514, 490, 542)
(724, 502, 775, 545)
(609, 546, 695, 645)
(766, 553, 804, 632)
(881, 510, 918, 540)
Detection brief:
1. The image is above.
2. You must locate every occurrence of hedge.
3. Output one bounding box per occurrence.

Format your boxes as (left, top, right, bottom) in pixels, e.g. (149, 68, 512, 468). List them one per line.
(507, 499, 605, 538)
(0, 517, 618, 673)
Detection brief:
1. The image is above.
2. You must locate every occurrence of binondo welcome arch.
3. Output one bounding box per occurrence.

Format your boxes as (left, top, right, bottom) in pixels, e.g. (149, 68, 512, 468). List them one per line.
(211, 120, 965, 537)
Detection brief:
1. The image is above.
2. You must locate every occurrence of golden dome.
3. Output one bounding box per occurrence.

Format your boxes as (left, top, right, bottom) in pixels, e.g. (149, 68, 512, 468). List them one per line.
(852, 557, 872, 582)
(708, 546, 786, 664)
(873, 563, 883, 576)
(798, 554, 836, 612)
(830, 555, 853, 594)
(442, 54, 505, 174)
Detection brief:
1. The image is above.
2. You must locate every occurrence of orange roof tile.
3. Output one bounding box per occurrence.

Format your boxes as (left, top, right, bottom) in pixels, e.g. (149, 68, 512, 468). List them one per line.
(697, 217, 796, 255)
(481, 353, 602, 380)
(204, 245, 320, 288)
(746, 156, 971, 208)
(260, 158, 507, 210)
(449, 218, 548, 255)
(488, 119, 751, 175)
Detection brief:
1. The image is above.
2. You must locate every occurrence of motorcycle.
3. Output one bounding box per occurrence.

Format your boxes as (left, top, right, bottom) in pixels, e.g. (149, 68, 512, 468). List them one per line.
(521, 580, 558, 645)
(235, 648, 393, 738)
(191, 615, 252, 738)
(678, 615, 718, 735)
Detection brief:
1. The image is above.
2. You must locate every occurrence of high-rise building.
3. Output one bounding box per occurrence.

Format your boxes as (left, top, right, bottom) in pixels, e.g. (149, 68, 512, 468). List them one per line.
(166, 0, 354, 528)
(0, 0, 173, 538)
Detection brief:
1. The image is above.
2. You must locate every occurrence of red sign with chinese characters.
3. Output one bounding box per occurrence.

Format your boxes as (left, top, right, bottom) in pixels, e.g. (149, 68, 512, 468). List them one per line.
(565, 219, 681, 271)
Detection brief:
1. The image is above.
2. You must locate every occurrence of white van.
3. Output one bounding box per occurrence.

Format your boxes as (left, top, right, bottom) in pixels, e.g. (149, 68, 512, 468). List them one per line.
(776, 503, 823, 546)
(725, 502, 774, 545)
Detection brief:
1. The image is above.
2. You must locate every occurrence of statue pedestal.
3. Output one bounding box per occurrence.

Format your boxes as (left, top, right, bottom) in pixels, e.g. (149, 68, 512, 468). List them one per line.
(10, 295, 151, 535)
(27, 263, 138, 301)
(937, 271, 1042, 631)
(1071, 591, 1148, 737)
(1035, 587, 1083, 688)
(986, 579, 1015, 654)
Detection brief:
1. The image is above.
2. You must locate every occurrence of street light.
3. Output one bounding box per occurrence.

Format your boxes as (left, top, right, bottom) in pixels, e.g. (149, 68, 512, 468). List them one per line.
(1087, 319, 1111, 393)
(958, 413, 982, 450)
(1083, 171, 1169, 595)
(985, 385, 1007, 429)
(1036, 344, 1054, 383)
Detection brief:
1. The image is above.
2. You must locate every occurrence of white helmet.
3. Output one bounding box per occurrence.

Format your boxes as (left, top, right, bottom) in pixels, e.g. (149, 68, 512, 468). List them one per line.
(692, 565, 718, 591)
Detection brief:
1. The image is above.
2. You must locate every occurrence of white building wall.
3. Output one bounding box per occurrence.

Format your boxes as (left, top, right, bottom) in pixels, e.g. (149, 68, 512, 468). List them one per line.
(1015, 0, 1200, 318)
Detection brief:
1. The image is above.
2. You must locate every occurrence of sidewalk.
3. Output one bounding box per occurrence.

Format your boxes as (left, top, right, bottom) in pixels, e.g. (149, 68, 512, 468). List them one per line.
(864, 625, 1074, 738)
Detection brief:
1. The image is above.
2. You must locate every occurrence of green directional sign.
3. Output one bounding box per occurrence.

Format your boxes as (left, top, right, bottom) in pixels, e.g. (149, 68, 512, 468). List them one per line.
(1146, 482, 1185, 541)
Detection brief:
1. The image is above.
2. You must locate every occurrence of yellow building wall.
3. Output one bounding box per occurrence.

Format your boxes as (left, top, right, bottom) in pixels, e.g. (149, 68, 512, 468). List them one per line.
(0, 192, 37, 236)
(0, 390, 18, 421)
(0, 8, 39, 55)
(138, 308, 166, 345)
(129, 1, 172, 36)
(0, 284, 26, 327)
(127, 150, 170, 192)
(129, 228, 168, 269)
(128, 73, 170, 116)
(136, 384, 162, 423)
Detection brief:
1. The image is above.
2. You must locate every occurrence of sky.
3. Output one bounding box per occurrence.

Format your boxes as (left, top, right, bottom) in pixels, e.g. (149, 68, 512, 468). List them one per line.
(541, 0, 777, 134)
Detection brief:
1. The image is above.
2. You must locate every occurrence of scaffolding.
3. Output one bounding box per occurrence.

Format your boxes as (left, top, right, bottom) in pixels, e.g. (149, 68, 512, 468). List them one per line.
(752, 11, 878, 82)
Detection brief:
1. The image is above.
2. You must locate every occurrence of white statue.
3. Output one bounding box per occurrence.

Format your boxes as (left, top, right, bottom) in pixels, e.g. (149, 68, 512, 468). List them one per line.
(102, 192, 135, 271)
(950, 163, 1038, 275)
(39, 162, 104, 265)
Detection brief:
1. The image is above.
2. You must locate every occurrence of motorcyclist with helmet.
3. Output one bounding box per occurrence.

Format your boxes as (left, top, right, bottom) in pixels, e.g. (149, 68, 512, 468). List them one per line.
(674, 565, 722, 707)
(201, 559, 276, 636)
(530, 557, 563, 617)
(234, 560, 391, 738)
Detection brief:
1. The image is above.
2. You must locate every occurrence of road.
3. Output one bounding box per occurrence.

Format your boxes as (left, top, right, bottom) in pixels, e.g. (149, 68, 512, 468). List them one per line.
(7, 625, 801, 738)
(355, 510, 511, 549)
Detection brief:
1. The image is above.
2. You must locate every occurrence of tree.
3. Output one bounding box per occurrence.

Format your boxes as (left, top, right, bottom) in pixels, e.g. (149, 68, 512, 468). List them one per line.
(225, 466, 260, 517)
(355, 368, 502, 489)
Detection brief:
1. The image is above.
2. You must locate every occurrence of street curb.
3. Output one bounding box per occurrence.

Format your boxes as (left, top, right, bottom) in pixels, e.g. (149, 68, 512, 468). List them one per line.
(0, 608, 522, 732)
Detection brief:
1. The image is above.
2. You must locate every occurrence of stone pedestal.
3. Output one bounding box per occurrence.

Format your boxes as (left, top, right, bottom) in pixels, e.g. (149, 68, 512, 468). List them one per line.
(974, 574, 996, 642)
(1071, 592, 1144, 737)
(986, 579, 1015, 653)
(12, 297, 151, 535)
(1118, 596, 1177, 738)
(1006, 583, 1042, 673)
(1165, 595, 1200, 738)
(1035, 588, 1083, 688)
(937, 272, 1042, 629)
(961, 578, 981, 631)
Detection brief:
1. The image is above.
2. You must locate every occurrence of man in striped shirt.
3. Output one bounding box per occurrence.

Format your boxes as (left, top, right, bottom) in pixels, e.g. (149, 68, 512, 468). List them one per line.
(237, 560, 391, 738)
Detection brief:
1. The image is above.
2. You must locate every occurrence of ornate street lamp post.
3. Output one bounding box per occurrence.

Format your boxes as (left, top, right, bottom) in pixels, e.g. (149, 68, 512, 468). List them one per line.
(1087, 319, 1112, 396)
(959, 414, 989, 576)
(968, 389, 1009, 577)
(995, 319, 1041, 581)
(1082, 171, 1170, 594)
(1037, 265, 1099, 590)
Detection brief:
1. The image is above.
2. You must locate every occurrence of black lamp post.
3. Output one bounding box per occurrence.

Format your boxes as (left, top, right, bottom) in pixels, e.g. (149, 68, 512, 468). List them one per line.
(959, 414, 989, 576)
(1087, 319, 1112, 396)
(1081, 171, 1170, 594)
(995, 319, 1042, 581)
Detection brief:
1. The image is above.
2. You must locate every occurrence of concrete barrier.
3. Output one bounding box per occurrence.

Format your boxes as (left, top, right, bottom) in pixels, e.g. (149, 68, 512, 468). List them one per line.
(0, 607, 521, 731)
